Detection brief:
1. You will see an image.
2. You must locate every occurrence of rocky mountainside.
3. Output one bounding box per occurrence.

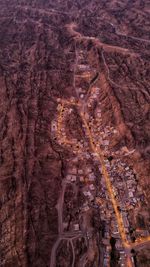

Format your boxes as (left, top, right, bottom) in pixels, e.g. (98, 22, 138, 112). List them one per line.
(0, 1, 149, 267)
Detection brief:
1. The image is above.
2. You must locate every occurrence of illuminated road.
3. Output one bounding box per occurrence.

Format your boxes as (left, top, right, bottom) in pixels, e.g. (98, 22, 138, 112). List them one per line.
(127, 255, 133, 267)
(80, 111, 129, 248)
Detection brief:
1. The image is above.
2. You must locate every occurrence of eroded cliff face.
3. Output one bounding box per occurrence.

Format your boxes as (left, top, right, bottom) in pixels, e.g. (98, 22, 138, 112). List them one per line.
(0, 1, 149, 267)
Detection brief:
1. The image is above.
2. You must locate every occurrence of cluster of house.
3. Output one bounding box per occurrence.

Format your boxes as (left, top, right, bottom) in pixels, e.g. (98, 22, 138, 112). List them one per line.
(50, 50, 149, 266)
(75, 49, 97, 99)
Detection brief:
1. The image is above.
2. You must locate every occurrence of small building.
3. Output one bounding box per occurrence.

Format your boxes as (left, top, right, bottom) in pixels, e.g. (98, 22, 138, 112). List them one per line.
(89, 173, 95, 181)
(72, 167, 77, 174)
(102, 238, 110, 246)
(129, 191, 134, 198)
(66, 174, 76, 182)
(51, 121, 57, 132)
(63, 222, 68, 230)
(89, 184, 95, 191)
(86, 167, 92, 174)
(82, 205, 90, 212)
(103, 140, 109, 146)
(80, 94, 85, 99)
(78, 64, 90, 71)
(80, 176, 84, 182)
(122, 216, 129, 228)
(78, 169, 83, 175)
(74, 224, 80, 231)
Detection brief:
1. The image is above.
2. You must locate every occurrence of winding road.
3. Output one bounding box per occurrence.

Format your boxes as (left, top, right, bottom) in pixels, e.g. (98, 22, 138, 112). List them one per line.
(66, 22, 136, 55)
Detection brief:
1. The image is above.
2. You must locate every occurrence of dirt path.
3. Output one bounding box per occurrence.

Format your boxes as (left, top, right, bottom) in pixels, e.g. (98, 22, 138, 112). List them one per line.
(66, 22, 136, 55)
(109, 22, 150, 44)
(101, 50, 150, 100)
(17, 5, 71, 16)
